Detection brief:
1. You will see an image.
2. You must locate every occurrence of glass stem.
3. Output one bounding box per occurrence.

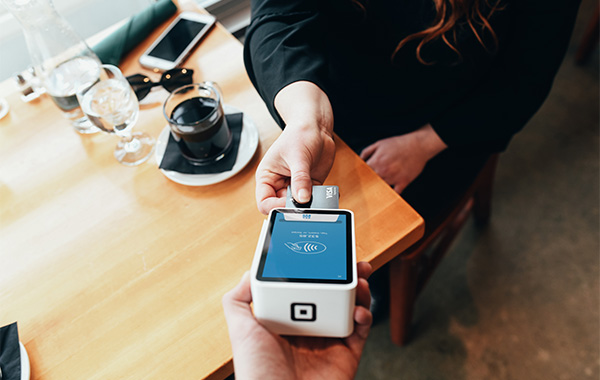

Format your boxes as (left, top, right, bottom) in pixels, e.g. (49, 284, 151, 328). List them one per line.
(121, 134, 141, 153)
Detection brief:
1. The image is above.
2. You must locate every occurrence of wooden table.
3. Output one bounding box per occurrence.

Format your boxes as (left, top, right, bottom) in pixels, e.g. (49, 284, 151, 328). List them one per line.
(0, 2, 424, 379)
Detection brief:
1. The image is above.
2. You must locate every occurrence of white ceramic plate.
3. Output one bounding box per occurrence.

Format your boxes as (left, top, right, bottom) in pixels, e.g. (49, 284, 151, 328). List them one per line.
(20, 342, 30, 380)
(0, 98, 9, 120)
(155, 105, 259, 186)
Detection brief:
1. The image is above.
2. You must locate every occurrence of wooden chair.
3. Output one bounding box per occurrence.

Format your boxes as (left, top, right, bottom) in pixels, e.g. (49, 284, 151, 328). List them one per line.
(388, 154, 500, 345)
(575, 4, 599, 65)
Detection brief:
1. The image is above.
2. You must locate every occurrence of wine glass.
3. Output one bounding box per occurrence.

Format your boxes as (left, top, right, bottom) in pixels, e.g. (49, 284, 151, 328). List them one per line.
(77, 65, 155, 166)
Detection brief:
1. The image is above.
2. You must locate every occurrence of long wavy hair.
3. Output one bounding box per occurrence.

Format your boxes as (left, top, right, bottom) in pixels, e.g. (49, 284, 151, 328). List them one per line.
(355, 0, 504, 64)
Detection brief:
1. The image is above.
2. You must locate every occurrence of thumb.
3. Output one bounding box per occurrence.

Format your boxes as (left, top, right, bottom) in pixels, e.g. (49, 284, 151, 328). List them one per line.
(289, 161, 313, 204)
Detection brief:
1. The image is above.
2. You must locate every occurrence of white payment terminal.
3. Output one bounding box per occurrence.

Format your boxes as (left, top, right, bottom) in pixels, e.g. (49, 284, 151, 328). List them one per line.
(250, 208, 357, 337)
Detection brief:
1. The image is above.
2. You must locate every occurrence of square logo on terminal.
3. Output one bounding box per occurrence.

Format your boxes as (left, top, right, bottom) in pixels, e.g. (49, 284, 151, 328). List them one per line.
(291, 303, 316, 322)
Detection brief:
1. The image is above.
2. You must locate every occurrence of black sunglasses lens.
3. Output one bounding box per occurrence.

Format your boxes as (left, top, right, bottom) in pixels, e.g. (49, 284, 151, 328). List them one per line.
(126, 74, 153, 100)
(161, 68, 194, 92)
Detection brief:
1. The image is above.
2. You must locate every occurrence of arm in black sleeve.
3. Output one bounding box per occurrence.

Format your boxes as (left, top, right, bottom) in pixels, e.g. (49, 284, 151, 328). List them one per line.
(430, 0, 581, 154)
(243, 0, 330, 127)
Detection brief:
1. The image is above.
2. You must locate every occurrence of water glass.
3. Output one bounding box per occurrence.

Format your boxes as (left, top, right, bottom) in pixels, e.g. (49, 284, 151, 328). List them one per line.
(77, 64, 155, 166)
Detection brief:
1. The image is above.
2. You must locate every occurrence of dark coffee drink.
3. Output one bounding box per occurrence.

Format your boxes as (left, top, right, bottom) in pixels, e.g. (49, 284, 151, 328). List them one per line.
(169, 96, 231, 163)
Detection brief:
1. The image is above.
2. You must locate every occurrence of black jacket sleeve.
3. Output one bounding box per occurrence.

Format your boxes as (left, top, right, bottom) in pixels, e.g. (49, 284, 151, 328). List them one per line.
(244, 0, 581, 154)
(243, 0, 330, 127)
(429, 0, 581, 153)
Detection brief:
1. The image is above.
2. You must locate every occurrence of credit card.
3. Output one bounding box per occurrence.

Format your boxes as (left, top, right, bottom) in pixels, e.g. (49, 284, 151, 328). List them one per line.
(285, 185, 340, 209)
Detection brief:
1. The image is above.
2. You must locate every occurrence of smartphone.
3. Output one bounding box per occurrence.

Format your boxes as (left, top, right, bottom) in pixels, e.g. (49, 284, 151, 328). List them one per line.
(139, 12, 216, 71)
(256, 209, 355, 284)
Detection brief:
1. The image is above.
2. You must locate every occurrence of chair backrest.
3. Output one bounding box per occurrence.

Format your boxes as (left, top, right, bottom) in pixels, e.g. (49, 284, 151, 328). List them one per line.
(389, 153, 500, 345)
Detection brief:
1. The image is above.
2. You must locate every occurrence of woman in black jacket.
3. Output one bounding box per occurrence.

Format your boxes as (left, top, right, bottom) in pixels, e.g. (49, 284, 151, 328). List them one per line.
(244, 0, 580, 220)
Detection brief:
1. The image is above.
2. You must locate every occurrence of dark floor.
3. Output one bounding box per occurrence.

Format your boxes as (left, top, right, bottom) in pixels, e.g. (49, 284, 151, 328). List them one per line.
(356, 2, 599, 380)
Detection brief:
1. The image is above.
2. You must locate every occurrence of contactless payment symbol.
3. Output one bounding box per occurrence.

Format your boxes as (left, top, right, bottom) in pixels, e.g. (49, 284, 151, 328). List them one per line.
(284, 241, 327, 254)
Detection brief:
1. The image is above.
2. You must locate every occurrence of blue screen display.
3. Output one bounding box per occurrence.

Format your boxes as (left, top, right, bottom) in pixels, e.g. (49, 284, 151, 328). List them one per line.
(259, 210, 351, 283)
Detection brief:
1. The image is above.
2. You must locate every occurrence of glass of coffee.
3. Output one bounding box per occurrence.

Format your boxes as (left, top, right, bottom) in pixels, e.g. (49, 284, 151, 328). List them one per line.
(163, 82, 232, 166)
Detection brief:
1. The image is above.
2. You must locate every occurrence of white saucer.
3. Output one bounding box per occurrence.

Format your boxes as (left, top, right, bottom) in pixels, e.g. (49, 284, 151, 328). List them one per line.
(20, 342, 30, 380)
(155, 105, 259, 186)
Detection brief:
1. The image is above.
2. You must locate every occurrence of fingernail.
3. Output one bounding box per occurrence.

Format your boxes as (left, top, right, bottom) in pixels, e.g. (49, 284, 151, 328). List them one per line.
(298, 189, 310, 202)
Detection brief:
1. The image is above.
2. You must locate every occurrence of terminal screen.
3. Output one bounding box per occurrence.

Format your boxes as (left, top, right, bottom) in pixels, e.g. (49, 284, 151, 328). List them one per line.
(257, 209, 353, 284)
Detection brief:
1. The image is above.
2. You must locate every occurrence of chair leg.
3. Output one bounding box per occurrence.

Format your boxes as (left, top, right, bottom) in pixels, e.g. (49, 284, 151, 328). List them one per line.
(389, 253, 420, 346)
(473, 154, 498, 226)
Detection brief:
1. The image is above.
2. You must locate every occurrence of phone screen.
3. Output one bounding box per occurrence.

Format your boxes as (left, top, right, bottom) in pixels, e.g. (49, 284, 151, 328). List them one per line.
(147, 18, 208, 61)
(257, 209, 353, 284)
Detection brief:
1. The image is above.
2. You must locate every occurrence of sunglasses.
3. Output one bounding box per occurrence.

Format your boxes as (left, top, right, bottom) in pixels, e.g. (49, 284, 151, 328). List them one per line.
(126, 68, 194, 101)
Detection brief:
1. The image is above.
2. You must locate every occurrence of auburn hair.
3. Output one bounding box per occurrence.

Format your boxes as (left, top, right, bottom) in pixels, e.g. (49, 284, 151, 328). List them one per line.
(354, 0, 504, 64)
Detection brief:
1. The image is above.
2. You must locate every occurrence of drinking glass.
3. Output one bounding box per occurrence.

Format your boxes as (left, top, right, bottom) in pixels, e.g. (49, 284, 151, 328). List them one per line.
(163, 82, 232, 166)
(1, 0, 102, 134)
(77, 65, 155, 166)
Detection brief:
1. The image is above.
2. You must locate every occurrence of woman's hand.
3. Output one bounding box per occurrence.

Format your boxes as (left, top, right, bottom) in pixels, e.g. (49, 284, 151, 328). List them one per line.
(255, 81, 335, 214)
(360, 124, 447, 194)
